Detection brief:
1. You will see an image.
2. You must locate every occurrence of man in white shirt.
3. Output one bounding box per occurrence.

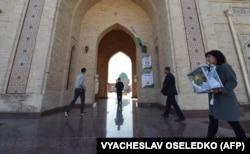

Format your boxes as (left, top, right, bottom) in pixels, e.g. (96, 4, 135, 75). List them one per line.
(65, 68, 87, 116)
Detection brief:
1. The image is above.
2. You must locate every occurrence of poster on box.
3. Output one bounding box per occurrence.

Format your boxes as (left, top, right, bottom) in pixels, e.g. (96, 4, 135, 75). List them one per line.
(187, 64, 223, 94)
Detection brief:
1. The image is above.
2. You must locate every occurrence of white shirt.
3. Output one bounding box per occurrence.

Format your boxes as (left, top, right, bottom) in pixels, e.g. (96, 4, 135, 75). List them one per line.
(75, 73, 85, 89)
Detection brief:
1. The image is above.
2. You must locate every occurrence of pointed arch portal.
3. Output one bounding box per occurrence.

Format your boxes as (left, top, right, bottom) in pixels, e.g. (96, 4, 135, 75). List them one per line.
(96, 28, 137, 98)
(108, 52, 131, 84)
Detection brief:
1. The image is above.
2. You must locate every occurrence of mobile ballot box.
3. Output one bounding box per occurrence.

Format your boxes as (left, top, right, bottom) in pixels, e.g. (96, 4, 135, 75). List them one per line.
(187, 64, 223, 94)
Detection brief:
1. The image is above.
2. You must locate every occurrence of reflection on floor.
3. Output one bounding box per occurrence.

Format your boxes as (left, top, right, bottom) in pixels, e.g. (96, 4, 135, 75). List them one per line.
(0, 92, 249, 153)
(106, 97, 133, 137)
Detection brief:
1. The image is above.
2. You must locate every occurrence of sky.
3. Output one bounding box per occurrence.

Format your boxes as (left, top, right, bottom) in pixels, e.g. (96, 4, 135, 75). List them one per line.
(108, 52, 132, 84)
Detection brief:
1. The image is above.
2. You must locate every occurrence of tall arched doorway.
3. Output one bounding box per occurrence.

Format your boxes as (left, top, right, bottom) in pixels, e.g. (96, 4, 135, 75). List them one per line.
(96, 28, 137, 98)
(108, 52, 132, 93)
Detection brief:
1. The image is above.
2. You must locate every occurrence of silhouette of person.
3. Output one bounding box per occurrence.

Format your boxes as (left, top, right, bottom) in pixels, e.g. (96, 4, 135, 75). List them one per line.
(64, 116, 84, 137)
(63, 117, 84, 153)
(161, 66, 185, 122)
(163, 118, 186, 137)
(115, 78, 124, 103)
(77, 116, 84, 136)
(115, 103, 124, 130)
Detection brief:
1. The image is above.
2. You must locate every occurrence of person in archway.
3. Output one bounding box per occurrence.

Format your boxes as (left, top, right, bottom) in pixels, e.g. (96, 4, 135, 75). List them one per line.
(115, 78, 124, 103)
(161, 66, 185, 122)
(65, 68, 87, 117)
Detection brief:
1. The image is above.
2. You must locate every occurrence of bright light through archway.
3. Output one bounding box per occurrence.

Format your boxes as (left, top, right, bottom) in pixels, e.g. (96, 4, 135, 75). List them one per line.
(108, 52, 132, 85)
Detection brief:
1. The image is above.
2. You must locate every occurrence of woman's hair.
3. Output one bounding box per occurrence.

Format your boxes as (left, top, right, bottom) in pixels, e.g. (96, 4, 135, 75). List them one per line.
(205, 50, 227, 65)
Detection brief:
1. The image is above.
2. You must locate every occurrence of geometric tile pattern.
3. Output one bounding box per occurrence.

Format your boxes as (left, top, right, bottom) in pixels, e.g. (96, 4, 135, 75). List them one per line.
(232, 8, 250, 57)
(6, 0, 45, 93)
(232, 7, 250, 16)
(240, 35, 250, 57)
(180, 0, 206, 69)
(240, 35, 250, 46)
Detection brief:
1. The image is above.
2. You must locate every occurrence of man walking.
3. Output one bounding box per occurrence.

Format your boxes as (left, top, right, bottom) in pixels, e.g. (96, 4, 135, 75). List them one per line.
(115, 78, 124, 103)
(65, 68, 87, 116)
(161, 66, 185, 122)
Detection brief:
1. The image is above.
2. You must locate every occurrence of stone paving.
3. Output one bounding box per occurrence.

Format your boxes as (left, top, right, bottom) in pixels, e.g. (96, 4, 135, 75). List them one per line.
(0, 93, 249, 154)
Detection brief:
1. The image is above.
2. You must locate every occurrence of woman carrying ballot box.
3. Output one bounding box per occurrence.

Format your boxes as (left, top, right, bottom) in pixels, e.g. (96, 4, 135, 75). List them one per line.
(205, 50, 246, 138)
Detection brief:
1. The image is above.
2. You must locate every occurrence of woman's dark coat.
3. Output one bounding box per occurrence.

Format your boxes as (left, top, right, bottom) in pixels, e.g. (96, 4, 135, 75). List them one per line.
(209, 64, 240, 121)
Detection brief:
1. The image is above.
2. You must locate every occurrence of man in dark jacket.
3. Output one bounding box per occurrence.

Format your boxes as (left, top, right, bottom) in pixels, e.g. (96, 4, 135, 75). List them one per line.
(115, 78, 124, 103)
(161, 66, 185, 122)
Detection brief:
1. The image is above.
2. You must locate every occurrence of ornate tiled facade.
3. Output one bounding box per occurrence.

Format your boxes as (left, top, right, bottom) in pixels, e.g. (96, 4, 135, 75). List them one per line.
(0, 0, 249, 113)
(7, 0, 45, 93)
(180, 0, 206, 69)
(232, 7, 250, 16)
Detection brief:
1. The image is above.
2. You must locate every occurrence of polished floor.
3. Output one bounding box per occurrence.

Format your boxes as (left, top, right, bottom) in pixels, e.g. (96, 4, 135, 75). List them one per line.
(0, 93, 249, 154)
